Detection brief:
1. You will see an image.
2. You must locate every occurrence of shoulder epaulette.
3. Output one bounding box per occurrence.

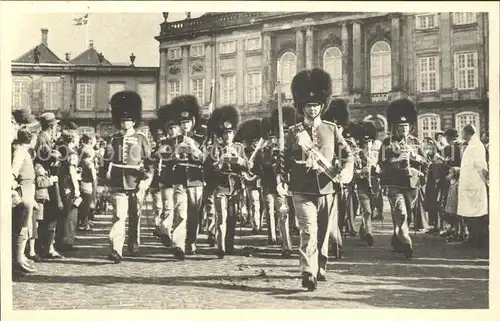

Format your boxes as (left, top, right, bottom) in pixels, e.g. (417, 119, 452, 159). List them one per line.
(322, 120, 337, 127)
(135, 131, 148, 140)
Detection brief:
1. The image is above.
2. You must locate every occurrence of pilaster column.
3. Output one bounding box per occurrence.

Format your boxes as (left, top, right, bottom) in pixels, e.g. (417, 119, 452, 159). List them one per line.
(352, 20, 365, 91)
(305, 27, 314, 69)
(159, 49, 168, 105)
(296, 28, 305, 71)
(391, 14, 401, 90)
(204, 42, 213, 106)
(341, 23, 350, 95)
(262, 32, 272, 102)
(181, 45, 190, 94)
(236, 39, 245, 105)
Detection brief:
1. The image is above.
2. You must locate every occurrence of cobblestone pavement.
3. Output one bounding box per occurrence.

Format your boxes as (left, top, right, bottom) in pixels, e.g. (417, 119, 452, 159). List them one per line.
(12, 198, 489, 309)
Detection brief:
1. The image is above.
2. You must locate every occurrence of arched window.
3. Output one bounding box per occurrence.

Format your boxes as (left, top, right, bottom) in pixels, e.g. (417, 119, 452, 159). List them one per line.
(370, 41, 392, 94)
(323, 47, 343, 96)
(418, 113, 441, 141)
(279, 52, 297, 99)
(455, 111, 480, 134)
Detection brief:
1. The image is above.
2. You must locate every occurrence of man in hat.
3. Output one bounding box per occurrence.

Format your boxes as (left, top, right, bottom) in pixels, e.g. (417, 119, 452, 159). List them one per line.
(205, 105, 250, 259)
(147, 118, 166, 238)
(261, 107, 297, 257)
(279, 68, 354, 291)
(12, 109, 40, 273)
(378, 98, 428, 258)
(235, 118, 265, 235)
(154, 104, 183, 256)
(34, 112, 64, 260)
(353, 121, 379, 246)
(169, 95, 206, 256)
(103, 91, 154, 263)
(322, 100, 355, 258)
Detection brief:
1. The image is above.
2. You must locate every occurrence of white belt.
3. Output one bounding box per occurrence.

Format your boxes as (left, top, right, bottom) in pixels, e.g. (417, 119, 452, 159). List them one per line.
(110, 163, 141, 169)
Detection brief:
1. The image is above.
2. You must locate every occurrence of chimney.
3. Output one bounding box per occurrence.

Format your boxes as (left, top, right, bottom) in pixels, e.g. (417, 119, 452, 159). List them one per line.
(65, 52, 71, 61)
(41, 28, 48, 46)
(89, 40, 94, 49)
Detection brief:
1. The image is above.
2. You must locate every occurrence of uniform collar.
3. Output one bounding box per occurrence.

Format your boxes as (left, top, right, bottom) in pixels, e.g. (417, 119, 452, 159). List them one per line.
(303, 117, 322, 129)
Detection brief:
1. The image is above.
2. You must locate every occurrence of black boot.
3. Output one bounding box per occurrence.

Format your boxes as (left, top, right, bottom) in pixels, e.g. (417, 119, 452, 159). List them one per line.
(301, 272, 317, 291)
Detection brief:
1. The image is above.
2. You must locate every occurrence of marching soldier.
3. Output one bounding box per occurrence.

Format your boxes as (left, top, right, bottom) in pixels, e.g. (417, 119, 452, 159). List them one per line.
(235, 118, 265, 234)
(354, 121, 379, 246)
(169, 95, 205, 257)
(147, 118, 166, 238)
(205, 105, 250, 259)
(378, 98, 428, 258)
(154, 104, 180, 251)
(280, 68, 354, 291)
(103, 91, 154, 263)
(322, 99, 353, 257)
(261, 107, 297, 256)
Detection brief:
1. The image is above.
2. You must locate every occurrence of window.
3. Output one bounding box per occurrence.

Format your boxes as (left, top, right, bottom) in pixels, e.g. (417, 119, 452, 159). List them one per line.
(280, 52, 297, 99)
(78, 126, 95, 137)
(220, 41, 236, 54)
(246, 72, 262, 104)
(138, 126, 152, 143)
(168, 47, 181, 60)
(454, 52, 478, 90)
(416, 14, 438, 29)
(191, 44, 205, 57)
(108, 83, 125, 101)
(167, 80, 181, 102)
(245, 37, 261, 51)
(77, 83, 94, 111)
(456, 112, 480, 133)
(138, 83, 156, 111)
(220, 75, 236, 105)
(370, 41, 392, 94)
(323, 47, 343, 96)
(12, 77, 31, 110)
(191, 78, 205, 104)
(453, 13, 477, 25)
(418, 114, 441, 141)
(419, 56, 440, 92)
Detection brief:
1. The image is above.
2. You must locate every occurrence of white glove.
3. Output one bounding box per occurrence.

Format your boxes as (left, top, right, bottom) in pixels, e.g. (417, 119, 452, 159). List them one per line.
(276, 182, 289, 197)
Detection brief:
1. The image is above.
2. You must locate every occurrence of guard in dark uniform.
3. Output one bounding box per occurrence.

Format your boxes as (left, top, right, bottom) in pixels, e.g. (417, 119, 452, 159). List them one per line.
(154, 104, 180, 251)
(378, 98, 428, 258)
(147, 118, 166, 237)
(261, 107, 297, 256)
(354, 121, 379, 246)
(281, 69, 354, 291)
(235, 119, 265, 234)
(205, 105, 250, 259)
(322, 99, 354, 257)
(103, 91, 154, 263)
(169, 95, 205, 256)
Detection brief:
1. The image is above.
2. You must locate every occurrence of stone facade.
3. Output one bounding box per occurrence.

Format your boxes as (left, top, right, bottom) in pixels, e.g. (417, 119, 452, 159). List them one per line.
(156, 12, 489, 136)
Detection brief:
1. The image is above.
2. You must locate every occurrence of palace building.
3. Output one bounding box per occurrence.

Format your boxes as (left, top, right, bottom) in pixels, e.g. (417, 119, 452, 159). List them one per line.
(156, 12, 489, 140)
(12, 29, 158, 138)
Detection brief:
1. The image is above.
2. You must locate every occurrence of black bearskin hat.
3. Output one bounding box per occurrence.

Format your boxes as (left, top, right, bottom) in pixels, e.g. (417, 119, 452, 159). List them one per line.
(291, 68, 332, 114)
(207, 105, 240, 137)
(170, 95, 201, 126)
(343, 122, 362, 140)
(387, 98, 417, 127)
(110, 91, 142, 129)
(235, 118, 262, 143)
(148, 118, 163, 134)
(260, 117, 273, 139)
(323, 98, 349, 128)
(157, 104, 177, 128)
(357, 121, 377, 141)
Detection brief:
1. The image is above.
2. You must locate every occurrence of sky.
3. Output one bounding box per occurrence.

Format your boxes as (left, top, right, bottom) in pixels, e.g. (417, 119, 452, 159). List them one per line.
(10, 12, 204, 67)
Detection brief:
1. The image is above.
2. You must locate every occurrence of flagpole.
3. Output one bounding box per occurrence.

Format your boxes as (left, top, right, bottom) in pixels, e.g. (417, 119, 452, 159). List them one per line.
(85, 13, 89, 50)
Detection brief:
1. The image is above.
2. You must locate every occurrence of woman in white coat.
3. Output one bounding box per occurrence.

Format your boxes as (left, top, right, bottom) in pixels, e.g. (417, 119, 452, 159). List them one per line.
(457, 124, 489, 248)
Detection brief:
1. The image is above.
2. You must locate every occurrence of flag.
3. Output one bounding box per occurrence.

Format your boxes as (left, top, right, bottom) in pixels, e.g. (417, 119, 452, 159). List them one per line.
(74, 14, 88, 26)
